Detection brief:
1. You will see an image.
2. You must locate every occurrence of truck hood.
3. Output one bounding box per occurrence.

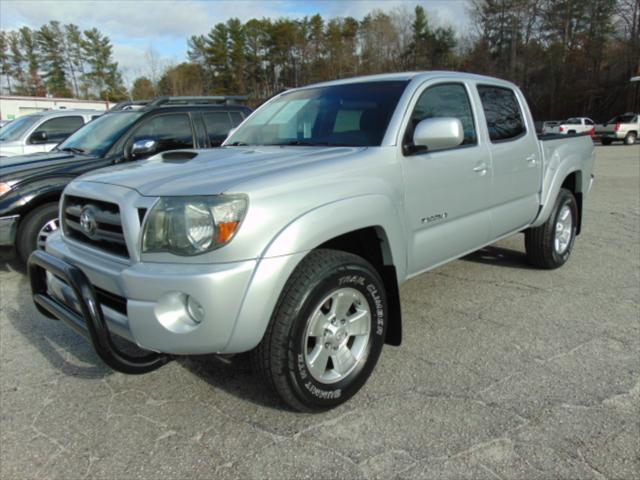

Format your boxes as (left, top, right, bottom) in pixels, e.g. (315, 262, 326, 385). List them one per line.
(80, 146, 365, 196)
(0, 150, 93, 181)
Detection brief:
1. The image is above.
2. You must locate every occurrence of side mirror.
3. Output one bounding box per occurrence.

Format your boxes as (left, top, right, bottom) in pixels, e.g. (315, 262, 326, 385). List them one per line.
(413, 117, 464, 152)
(29, 131, 48, 144)
(130, 139, 157, 158)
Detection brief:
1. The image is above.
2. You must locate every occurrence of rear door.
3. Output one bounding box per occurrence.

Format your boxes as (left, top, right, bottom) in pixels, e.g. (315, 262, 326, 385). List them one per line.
(203, 111, 233, 147)
(402, 81, 493, 274)
(476, 85, 541, 238)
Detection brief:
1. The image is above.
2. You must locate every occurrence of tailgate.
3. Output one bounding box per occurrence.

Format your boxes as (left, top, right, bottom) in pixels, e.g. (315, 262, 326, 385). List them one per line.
(595, 124, 615, 134)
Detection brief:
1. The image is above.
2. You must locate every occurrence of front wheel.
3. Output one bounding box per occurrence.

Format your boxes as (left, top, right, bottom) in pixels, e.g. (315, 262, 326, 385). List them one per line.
(252, 249, 387, 412)
(16, 203, 60, 264)
(525, 188, 578, 269)
(624, 132, 637, 145)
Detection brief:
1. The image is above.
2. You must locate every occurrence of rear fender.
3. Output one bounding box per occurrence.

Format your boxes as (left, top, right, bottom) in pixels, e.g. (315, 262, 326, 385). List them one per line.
(532, 142, 594, 228)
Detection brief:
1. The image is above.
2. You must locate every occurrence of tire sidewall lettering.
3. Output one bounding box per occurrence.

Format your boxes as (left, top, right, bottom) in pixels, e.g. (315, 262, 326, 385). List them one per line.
(291, 268, 386, 403)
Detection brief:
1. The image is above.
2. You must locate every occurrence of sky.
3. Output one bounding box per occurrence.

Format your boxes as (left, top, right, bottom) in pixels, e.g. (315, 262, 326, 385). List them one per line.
(0, 0, 472, 85)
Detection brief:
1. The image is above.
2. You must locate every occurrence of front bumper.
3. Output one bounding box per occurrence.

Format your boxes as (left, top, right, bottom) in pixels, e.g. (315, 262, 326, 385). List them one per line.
(597, 133, 624, 140)
(32, 233, 257, 356)
(0, 214, 19, 246)
(29, 250, 171, 374)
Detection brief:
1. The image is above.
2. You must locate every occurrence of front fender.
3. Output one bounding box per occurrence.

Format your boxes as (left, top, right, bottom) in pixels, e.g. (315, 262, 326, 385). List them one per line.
(222, 194, 407, 353)
(0, 177, 70, 217)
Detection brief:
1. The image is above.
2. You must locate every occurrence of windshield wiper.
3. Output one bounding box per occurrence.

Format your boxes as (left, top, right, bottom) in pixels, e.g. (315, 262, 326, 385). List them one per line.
(227, 141, 249, 146)
(278, 140, 330, 146)
(57, 147, 87, 154)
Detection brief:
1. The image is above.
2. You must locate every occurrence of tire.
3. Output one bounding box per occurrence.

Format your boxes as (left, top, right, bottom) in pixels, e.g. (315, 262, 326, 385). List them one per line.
(16, 202, 60, 264)
(601, 138, 612, 146)
(251, 249, 387, 412)
(525, 188, 578, 269)
(624, 132, 637, 145)
(568, 130, 576, 135)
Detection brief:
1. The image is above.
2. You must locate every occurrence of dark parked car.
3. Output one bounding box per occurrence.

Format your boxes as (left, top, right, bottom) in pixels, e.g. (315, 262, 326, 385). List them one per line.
(0, 96, 251, 263)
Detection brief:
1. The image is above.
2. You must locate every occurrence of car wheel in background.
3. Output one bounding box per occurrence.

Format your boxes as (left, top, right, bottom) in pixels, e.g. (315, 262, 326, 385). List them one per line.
(16, 202, 59, 264)
(624, 132, 637, 145)
(252, 249, 387, 412)
(525, 188, 578, 270)
(601, 138, 612, 145)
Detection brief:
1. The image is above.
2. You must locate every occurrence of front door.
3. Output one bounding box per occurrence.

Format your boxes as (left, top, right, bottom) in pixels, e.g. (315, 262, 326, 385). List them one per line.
(402, 82, 493, 275)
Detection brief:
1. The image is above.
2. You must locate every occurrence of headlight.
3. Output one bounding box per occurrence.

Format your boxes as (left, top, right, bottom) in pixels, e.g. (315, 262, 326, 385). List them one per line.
(142, 195, 248, 256)
(0, 182, 12, 197)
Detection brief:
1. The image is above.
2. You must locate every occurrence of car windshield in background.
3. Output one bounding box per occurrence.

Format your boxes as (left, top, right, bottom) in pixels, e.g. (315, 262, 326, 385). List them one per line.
(0, 115, 42, 142)
(56, 111, 142, 156)
(225, 81, 409, 147)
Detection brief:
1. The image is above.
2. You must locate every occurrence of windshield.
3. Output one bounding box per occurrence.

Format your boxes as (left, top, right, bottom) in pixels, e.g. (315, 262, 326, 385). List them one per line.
(0, 115, 42, 142)
(56, 111, 142, 156)
(225, 81, 408, 147)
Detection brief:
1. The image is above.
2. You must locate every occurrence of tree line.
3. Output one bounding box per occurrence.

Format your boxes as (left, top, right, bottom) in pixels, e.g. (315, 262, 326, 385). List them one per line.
(0, 22, 127, 100)
(2, 1, 639, 120)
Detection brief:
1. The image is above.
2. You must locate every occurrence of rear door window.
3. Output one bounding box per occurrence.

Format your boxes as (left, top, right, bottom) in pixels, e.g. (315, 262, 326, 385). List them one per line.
(203, 112, 232, 146)
(36, 116, 84, 143)
(477, 85, 526, 142)
(132, 113, 194, 151)
(229, 111, 245, 127)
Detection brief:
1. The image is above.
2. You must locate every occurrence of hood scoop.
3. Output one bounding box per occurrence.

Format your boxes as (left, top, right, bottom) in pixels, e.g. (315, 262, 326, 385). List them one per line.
(161, 151, 198, 163)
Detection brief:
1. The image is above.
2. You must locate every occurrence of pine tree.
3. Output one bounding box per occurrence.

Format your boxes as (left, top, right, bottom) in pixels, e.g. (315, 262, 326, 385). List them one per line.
(37, 21, 72, 97)
(0, 32, 11, 93)
(18, 27, 45, 96)
(81, 28, 127, 100)
(64, 24, 85, 97)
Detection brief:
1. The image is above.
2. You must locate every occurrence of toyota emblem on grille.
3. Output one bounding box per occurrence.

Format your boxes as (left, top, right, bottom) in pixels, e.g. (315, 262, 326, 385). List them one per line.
(79, 206, 98, 238)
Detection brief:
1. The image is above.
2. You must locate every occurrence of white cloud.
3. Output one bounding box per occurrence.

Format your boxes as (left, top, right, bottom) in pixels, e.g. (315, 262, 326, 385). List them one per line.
(0, 1, 471, 85)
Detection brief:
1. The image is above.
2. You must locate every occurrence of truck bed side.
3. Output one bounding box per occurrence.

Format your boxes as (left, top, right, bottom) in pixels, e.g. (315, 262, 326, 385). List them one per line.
(532, 134, 595, 229)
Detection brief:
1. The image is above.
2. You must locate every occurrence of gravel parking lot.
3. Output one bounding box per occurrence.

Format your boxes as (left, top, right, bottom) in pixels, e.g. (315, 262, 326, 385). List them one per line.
(1, 145, 638, 480)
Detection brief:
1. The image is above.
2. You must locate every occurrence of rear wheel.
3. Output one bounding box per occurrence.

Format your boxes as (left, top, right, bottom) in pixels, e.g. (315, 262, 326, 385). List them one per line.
(251, 249, 387, 412)
(525, 188, 578, 269)
(16, 203, 59, 264)
(624, 132, 637, 145)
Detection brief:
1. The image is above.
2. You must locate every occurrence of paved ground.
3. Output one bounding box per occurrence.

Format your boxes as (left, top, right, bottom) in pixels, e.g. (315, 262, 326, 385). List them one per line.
(1, 145, 638, 480)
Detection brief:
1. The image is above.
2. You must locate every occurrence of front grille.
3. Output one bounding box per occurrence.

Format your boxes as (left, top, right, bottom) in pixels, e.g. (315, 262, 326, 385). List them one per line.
(63, 195, 129, 258)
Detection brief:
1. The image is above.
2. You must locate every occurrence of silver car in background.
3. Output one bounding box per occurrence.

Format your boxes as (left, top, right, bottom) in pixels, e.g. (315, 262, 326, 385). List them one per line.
(0, 109, 100, 158)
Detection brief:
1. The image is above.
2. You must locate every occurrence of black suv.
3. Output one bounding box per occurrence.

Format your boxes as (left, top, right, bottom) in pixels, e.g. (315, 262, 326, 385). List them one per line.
(0, 96, 251, 263)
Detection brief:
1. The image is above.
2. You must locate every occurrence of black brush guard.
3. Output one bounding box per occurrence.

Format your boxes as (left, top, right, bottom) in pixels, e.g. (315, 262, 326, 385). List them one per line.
(28, 250, 171, 374)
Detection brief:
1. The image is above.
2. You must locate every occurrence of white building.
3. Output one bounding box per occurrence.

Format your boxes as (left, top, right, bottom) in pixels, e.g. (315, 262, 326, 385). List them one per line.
(0, 95, 114, 120)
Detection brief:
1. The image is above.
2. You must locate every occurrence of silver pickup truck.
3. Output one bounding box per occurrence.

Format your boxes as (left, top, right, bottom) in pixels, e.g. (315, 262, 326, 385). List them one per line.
(29, 72, 595, 411)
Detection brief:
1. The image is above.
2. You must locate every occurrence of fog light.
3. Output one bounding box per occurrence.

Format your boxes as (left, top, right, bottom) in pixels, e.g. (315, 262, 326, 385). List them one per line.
(186, 296, 205, 324)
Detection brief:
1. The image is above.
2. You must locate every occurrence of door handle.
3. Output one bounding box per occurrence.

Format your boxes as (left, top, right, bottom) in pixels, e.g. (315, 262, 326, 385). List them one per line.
(526, 154, 537, 164)
(473, 163, 488, 174)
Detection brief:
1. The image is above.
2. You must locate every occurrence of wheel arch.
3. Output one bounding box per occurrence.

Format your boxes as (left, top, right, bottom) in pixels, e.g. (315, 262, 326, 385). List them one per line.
(560, 171, 583, 235)
(224, 195, 407, 353)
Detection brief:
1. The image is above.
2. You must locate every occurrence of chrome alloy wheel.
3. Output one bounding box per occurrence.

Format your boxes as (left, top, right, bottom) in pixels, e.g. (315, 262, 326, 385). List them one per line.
(303, 288, 371, 384)
(37, 218, 60, 250)
(554, 204, 573, 254)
